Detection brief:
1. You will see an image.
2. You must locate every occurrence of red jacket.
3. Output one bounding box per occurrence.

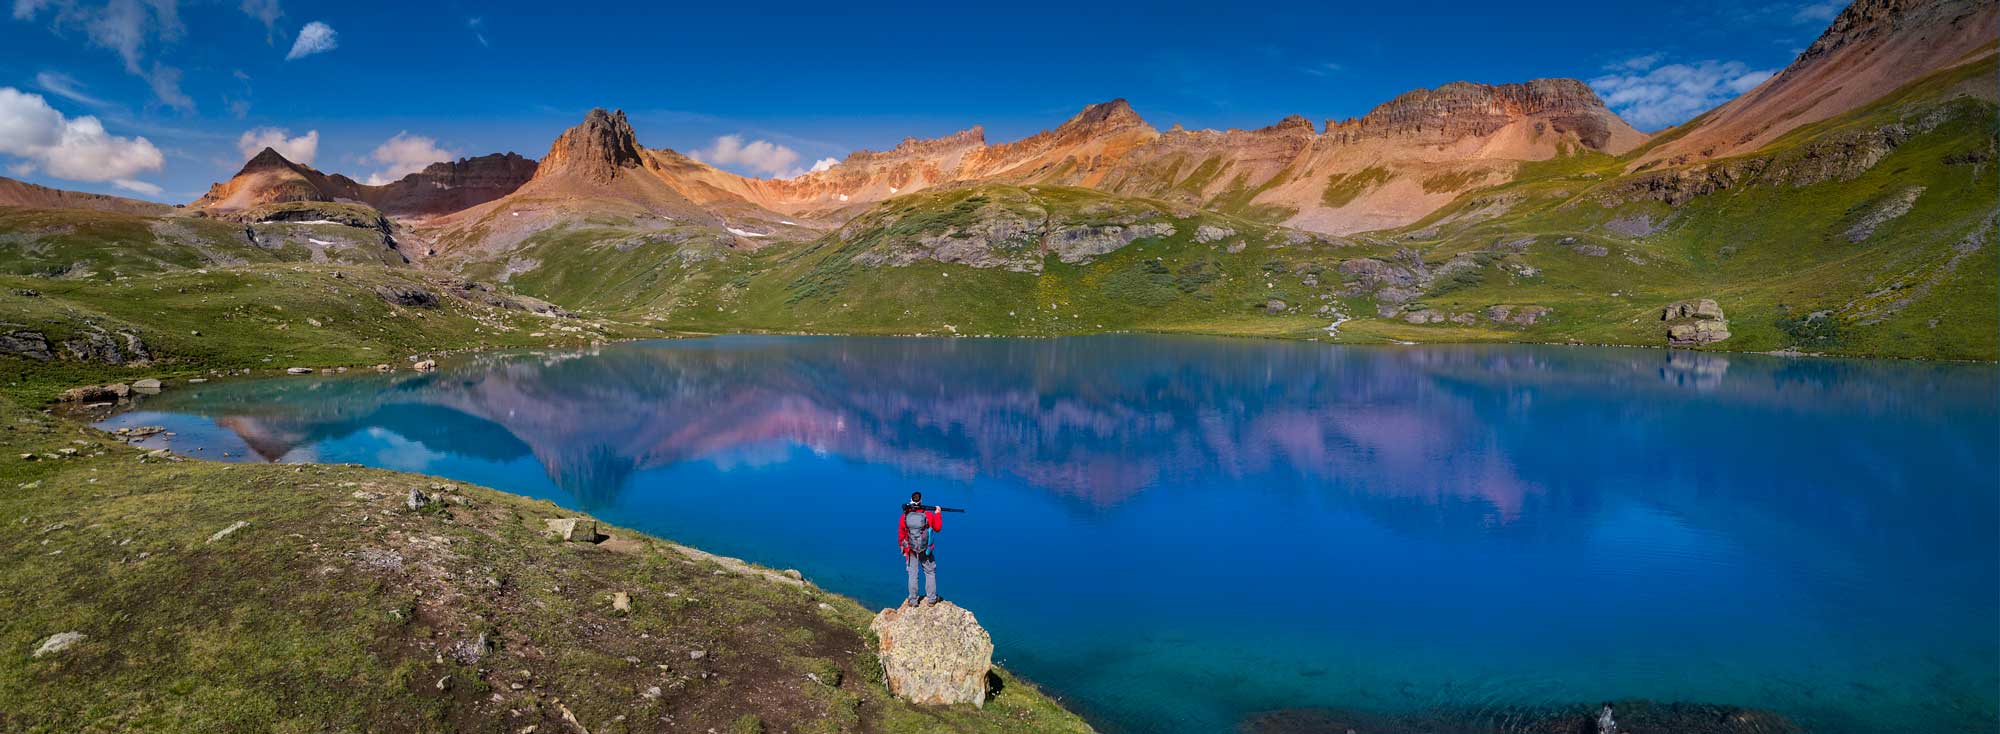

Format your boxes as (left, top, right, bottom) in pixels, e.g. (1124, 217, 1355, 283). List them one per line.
(898, 509, 941, 557)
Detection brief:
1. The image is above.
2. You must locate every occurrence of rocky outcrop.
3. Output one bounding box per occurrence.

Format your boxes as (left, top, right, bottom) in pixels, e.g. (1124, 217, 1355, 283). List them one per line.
(869, 602, 994, 707)
(61, 328, 149, 364)
(0, 330, 51, 360)
(375, 284, 440, 308)
(1327, 79, 1632, 149)
(534, 108, 643, 185)
(1663, 299, 1732, 347)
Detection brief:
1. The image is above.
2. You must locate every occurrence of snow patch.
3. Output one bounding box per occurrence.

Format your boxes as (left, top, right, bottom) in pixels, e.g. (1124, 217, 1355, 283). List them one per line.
(308, 238, 335, 246)
(726, 227, 768, 238)
(836, 194, 849, 202)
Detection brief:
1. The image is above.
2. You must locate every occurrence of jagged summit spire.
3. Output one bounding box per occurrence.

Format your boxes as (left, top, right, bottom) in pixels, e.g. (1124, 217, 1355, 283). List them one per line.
(239, 146, 301, 174)
(537, 108, 643, 184)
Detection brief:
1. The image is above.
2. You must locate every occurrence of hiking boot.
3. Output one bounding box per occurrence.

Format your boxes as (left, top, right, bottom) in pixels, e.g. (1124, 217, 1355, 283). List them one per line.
(902, 598, 920, 608)
(922, 597, 941, 607)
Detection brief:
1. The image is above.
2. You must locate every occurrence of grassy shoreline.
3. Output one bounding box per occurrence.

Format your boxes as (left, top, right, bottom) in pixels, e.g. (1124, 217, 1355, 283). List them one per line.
(0, 392, 1093, 733)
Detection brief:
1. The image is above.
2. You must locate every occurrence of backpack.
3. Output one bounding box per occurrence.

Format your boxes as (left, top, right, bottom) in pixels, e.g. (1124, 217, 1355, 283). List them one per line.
(904, 511, 932, 555)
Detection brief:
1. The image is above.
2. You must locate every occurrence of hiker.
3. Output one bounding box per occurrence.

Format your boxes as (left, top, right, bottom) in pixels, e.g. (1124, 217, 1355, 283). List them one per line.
(900, 491, 942, 607)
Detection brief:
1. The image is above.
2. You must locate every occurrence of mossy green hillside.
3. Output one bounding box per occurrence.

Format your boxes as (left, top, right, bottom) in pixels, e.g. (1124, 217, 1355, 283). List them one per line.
(0, 264, 655, 404)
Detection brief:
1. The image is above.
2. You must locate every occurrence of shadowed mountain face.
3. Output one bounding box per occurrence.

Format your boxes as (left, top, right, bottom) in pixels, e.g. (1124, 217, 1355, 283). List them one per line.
(102, 337, 1998, 734)
(190, 147, 537, 220)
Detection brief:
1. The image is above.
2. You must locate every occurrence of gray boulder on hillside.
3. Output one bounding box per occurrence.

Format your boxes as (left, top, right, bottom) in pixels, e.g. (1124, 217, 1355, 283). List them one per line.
(1662, 298, 1731, 347)
(869, 601, 994, 707)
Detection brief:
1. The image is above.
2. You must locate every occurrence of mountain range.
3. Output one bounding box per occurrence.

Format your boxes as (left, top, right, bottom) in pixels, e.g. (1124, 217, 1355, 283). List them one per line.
(1, 0, 1994, 361)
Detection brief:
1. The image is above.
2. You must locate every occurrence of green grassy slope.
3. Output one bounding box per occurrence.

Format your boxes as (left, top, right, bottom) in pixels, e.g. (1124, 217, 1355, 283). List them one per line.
(1392, 58, 1998, 359)
(0, 398, 1088, 734)
(0, 264, 647, 404)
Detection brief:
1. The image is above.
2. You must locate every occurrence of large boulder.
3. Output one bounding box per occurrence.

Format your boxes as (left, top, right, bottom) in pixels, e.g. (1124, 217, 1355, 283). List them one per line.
(1662, 298, 1731, 347)
(868, 602, 994, 707)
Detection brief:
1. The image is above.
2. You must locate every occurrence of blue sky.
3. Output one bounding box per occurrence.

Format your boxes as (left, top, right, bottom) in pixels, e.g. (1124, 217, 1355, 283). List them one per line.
(1, 0, 1845, 202)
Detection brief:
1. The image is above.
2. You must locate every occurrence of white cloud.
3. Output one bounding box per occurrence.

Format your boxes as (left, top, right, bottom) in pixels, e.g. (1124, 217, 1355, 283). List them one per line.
(1303, 62, 1343, 77)
(807, 157, 838, 174)
(34, 71, 106, 106)
(144, 61, 190, 111)
(285, 20, 335, 60)
(1589, 58, 1778, 131)
(0, 87, 164, 188)
(14, 0, 193, 110)
(691, 134, 827, 179)
(239, 0, 279, 34)
(112, 177, 159, 194)
(1611, 53, 1663, 71)
(1792, 0, 1844, 25)
(362, 131, 453, 185)
(467, 16, 487, 47)
(236, 126, 316, 164)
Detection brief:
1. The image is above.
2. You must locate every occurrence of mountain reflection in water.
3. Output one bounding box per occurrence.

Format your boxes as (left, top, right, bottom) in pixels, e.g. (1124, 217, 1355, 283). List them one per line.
(102, 336, 1999, 734)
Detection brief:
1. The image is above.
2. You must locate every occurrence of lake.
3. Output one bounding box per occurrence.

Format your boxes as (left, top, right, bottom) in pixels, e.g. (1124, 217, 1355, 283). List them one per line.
(96, 336, 1999, 734)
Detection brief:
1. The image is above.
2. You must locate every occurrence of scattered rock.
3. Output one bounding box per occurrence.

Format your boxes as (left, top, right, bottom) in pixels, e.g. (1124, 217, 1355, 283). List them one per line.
(1485, 304, 1552, 327)
(544, 518, 599, 543)
(206, 521, 249, 544)
(449, 632, 492, 664)
(405, 488, 434, 511)
(286, 367, 313, 375)
(131, 378, 163, 391)
(0, 330, 51, 361)
(413, 360, 437, 372)
(611, 591, 631, 615)
(1573, 243, 1610, 257)
(1263, 299, 1288, 315)
(869, 601, 995, 707)
(58, 384, 128, 403)
(1194, 224, 1236, 243)
(32, 631, 84, 658)
(375, 284, 440, 308)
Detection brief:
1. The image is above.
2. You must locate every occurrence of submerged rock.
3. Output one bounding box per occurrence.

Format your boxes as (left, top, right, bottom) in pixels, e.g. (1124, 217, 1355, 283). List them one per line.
(868, 601, 994, 707)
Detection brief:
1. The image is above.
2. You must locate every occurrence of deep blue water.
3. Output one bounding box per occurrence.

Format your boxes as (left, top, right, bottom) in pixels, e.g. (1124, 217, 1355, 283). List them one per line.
(99, 336, 1999, 734)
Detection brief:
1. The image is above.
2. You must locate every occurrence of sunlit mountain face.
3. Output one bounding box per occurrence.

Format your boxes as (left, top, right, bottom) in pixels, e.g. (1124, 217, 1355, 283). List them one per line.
(101, 337, 1998, 734)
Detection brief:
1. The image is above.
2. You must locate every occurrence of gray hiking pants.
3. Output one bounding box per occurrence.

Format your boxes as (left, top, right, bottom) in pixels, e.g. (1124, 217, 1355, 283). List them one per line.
(905, 551, 937, 602)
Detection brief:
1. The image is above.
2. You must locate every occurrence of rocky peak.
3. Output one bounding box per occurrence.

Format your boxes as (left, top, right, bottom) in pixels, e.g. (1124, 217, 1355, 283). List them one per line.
(1055, 98, 1148, 135)
(537, 108, 642, 184)
(1796, 0, 1980, 65)
(239, 147, 303, 175)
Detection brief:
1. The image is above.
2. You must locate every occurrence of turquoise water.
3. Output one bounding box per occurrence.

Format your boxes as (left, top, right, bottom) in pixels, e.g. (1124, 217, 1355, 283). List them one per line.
(99, 336, 1999, 733)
